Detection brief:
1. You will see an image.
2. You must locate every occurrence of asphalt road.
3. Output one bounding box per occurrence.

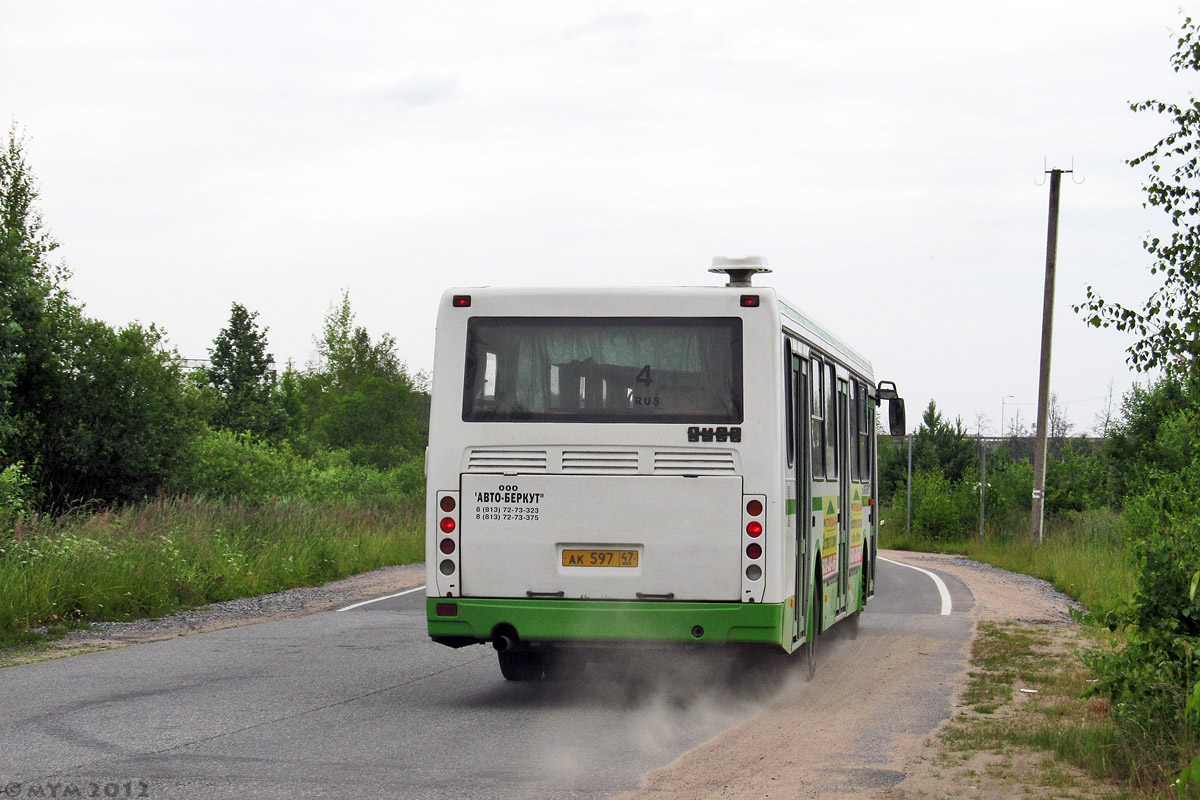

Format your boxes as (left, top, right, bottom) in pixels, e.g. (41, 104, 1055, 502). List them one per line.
(0, 558, 973, 800)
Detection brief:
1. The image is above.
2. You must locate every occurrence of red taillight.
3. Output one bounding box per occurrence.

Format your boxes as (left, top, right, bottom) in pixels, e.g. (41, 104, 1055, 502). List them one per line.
(440, 517, 456, 533)
(452, 295, 471, 307)
(436, 603, 458, 617)
(440, 538, 456, 555)
(746, 521, 763, 538)
(440, 495, 456, 513)
(746, 542, 762, 560)
(740, 295, 760, 308)
(746, 499, 763, 516)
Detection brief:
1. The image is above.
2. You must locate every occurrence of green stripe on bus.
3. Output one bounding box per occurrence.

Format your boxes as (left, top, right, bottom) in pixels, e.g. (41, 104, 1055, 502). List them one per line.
(428, 597, 786, 646)
(786, 498, 797, 515)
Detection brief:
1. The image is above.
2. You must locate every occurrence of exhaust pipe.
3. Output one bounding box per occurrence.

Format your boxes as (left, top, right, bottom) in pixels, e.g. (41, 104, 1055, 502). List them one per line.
(493, 634, 516, 652)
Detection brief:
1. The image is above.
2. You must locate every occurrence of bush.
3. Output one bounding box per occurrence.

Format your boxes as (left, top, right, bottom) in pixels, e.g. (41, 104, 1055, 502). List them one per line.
(168, 427, 306, 500)
(304, 456, 424, 506)
(984, 457, 1033, 528)
(168, 427, 425, 506)
(1045, 442, 1107, 513)
(0, 462, 32, 536)
(1087, 460, 1200, 783)
(889, 469, 978, 542)
(0, 495, 424, 637)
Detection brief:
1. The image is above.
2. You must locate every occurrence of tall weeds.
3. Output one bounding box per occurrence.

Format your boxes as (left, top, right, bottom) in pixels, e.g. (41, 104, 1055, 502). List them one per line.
(0, 495, 423, 641)
(881, 507, 1134, 617)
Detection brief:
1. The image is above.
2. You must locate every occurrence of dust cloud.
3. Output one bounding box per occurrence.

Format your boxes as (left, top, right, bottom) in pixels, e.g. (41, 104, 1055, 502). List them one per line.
(523, 644, 813, 793)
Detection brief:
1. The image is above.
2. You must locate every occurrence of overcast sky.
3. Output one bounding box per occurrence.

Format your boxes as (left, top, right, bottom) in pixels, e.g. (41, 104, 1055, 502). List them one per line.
(2, 1, 1192, 435)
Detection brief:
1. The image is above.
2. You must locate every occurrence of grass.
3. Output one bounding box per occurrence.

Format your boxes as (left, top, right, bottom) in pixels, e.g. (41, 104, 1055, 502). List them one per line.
(882, 505, 1200, 798)
(0, 494, 424, 646)
(934, 620, 1198, 799)
(882, 507, 1135, 618)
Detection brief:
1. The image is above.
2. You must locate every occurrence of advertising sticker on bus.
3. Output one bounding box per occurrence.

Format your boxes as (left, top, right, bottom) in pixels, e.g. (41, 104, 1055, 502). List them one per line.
(850, 485, 864, 567)
(820, 497, 838, 578)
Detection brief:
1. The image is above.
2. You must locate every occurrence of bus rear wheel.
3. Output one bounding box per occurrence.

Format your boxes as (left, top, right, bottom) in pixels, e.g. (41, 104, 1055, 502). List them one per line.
(498, 649, 543, 681)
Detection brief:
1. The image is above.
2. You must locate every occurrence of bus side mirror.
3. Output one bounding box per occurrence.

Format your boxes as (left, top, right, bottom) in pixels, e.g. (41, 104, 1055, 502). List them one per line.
(888, 398, 906, 436)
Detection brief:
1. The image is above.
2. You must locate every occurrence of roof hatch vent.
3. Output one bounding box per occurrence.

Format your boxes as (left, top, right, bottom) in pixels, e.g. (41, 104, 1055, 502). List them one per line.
(709, 256, 771, 287)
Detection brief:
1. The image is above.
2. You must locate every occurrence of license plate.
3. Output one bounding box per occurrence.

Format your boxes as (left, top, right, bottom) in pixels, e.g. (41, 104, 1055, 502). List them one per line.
(562, 549, 639, 568)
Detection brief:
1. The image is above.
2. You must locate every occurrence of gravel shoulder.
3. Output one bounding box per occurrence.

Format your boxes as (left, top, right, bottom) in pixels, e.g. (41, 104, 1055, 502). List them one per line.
(614, 549, 1089, 800)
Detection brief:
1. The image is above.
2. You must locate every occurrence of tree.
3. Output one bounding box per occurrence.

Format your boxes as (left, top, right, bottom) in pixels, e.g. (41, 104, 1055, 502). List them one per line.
(284, 290, 429, 464)
(1093, 378, 1118, 438)
(1077, 16, 1200, 379)
(1048, 392, 1073, 442)
(313, 376, 428, 468)
(1, 125, 198, 508)
(30, 316, 198, 506)
(312, 289, 401, 394)
(911, 400, 976, 483)
(0, 125, 63, 460)
(1009, 407, 1029, 438)
(208, 303, 281, 438)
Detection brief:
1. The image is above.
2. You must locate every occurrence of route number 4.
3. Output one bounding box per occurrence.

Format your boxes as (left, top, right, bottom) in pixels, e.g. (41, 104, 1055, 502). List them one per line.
(636, 365, 652, 385)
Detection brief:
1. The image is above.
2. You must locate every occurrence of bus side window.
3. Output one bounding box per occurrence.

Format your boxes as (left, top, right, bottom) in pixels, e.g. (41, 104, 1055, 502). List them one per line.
(849, 381, 861, 481)
(857, 381, 870, 483)
(825, 363, 836, 479)
(785, 345, 794, 469)
(811, 357, 824, 479)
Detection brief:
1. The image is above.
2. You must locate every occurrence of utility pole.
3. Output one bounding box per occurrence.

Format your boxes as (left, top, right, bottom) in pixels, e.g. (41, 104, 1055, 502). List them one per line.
(1031, 167, 1069, 545)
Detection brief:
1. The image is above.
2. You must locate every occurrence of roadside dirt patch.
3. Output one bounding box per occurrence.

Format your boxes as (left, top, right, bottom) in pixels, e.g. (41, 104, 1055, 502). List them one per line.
(614, 550, 1103, 800)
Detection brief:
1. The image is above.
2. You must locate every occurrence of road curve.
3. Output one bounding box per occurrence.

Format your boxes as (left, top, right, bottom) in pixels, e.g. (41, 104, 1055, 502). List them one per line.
(0, 556, 973, 800)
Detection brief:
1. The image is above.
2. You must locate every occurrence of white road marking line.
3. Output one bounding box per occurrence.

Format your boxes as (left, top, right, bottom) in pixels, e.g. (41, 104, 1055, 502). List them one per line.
(337, 585, 426, 612)
(878, 556, 952, 616)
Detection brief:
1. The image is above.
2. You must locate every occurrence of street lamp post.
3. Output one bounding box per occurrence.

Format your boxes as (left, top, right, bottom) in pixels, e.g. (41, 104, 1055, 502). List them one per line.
(1001, 395, 1016, 437)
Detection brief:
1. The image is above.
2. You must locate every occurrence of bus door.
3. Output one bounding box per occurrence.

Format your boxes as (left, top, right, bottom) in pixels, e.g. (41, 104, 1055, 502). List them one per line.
(789, 351, 810, 645)
(837, 378, 850, 615)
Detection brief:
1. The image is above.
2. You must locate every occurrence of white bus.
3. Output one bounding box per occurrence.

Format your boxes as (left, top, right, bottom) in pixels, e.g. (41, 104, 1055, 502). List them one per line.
(425, 258, 905, 680)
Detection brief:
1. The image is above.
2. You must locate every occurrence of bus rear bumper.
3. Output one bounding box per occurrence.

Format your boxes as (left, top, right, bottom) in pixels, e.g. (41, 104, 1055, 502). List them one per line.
(427, 597, 786, 648)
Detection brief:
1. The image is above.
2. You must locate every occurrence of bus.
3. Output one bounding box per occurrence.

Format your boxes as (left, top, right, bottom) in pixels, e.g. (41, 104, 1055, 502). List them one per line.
(425, 257, 905, 681)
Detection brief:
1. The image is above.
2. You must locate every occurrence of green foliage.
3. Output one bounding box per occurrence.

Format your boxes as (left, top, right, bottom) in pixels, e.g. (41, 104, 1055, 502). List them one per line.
(1104, 376, 1200, 503)
(1045, 441, 1108, 513)
(168, 428, 301, 500)
(889, 469, 978, 541)
(168, 426, 425, 506)
(0, 496, 423, 639)
(2, 126, 201, 509)
(1, 130, 432, 512)
(1072, 22, 1200, 765)
(305, 455, 425, 505)
(1086, 462, 1200, 786)
(313, 289, 403, 394)
(0, 125, 61, 457)
(0, 462, 32, 536)
(877, 431, 905, 500)
(27, 315, 199, 507)
(207, 302, 283, 438)
(313, 375, 428, 468)
(984, 452, 1033, 525)
(911, 400, 976, 482)
(1076, 16, 1200, 379)
(283, 291, 429, 466)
